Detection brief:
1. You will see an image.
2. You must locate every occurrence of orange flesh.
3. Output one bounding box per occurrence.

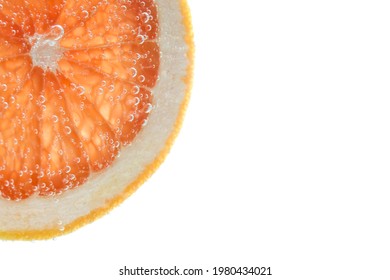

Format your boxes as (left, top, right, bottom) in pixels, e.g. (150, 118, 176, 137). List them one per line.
(0, 0, 159, 200)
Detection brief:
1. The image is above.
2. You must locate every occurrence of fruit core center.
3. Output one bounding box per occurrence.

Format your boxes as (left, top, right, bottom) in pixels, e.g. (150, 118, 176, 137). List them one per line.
(29, 25, 65, 72)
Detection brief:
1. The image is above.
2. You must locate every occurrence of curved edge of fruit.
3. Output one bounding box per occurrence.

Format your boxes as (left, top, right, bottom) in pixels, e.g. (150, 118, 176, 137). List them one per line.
(0, 0, 195, 241)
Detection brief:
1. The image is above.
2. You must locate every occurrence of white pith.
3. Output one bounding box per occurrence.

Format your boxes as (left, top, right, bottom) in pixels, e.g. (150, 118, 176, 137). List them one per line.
(29, 25, 65, 72)
(0, 0, 189, 232)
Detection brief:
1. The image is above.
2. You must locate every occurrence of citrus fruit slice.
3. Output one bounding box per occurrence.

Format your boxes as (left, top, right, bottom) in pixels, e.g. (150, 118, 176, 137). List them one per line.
(0, 0, 193, 240)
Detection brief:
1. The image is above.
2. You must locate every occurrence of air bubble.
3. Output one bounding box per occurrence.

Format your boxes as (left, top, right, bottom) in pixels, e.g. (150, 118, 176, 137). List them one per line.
(64, 126, 72, 135)
(81, 10, 89, 19)
(142, 119, 148, 127)
(49, 25, 65, 41)
(136, 34, 146, 44)
(130, 67, 137, 78)
(141, 12, 150, 23)
(132, 85, 140, 94)
(78, 86, 86, 95)
(145, 103, 153, 113)
(38, 95, 46, 103)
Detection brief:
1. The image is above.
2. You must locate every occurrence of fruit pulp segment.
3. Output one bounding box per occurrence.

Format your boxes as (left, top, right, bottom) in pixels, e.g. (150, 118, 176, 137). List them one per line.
(0, 0, 160, 200)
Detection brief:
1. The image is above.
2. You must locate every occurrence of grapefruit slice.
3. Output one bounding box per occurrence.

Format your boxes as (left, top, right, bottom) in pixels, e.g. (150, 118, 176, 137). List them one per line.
(0, 0, 193, 240)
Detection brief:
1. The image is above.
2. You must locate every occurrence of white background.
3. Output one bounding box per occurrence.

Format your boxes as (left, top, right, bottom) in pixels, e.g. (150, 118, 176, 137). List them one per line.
(1, 0, 390, 279)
